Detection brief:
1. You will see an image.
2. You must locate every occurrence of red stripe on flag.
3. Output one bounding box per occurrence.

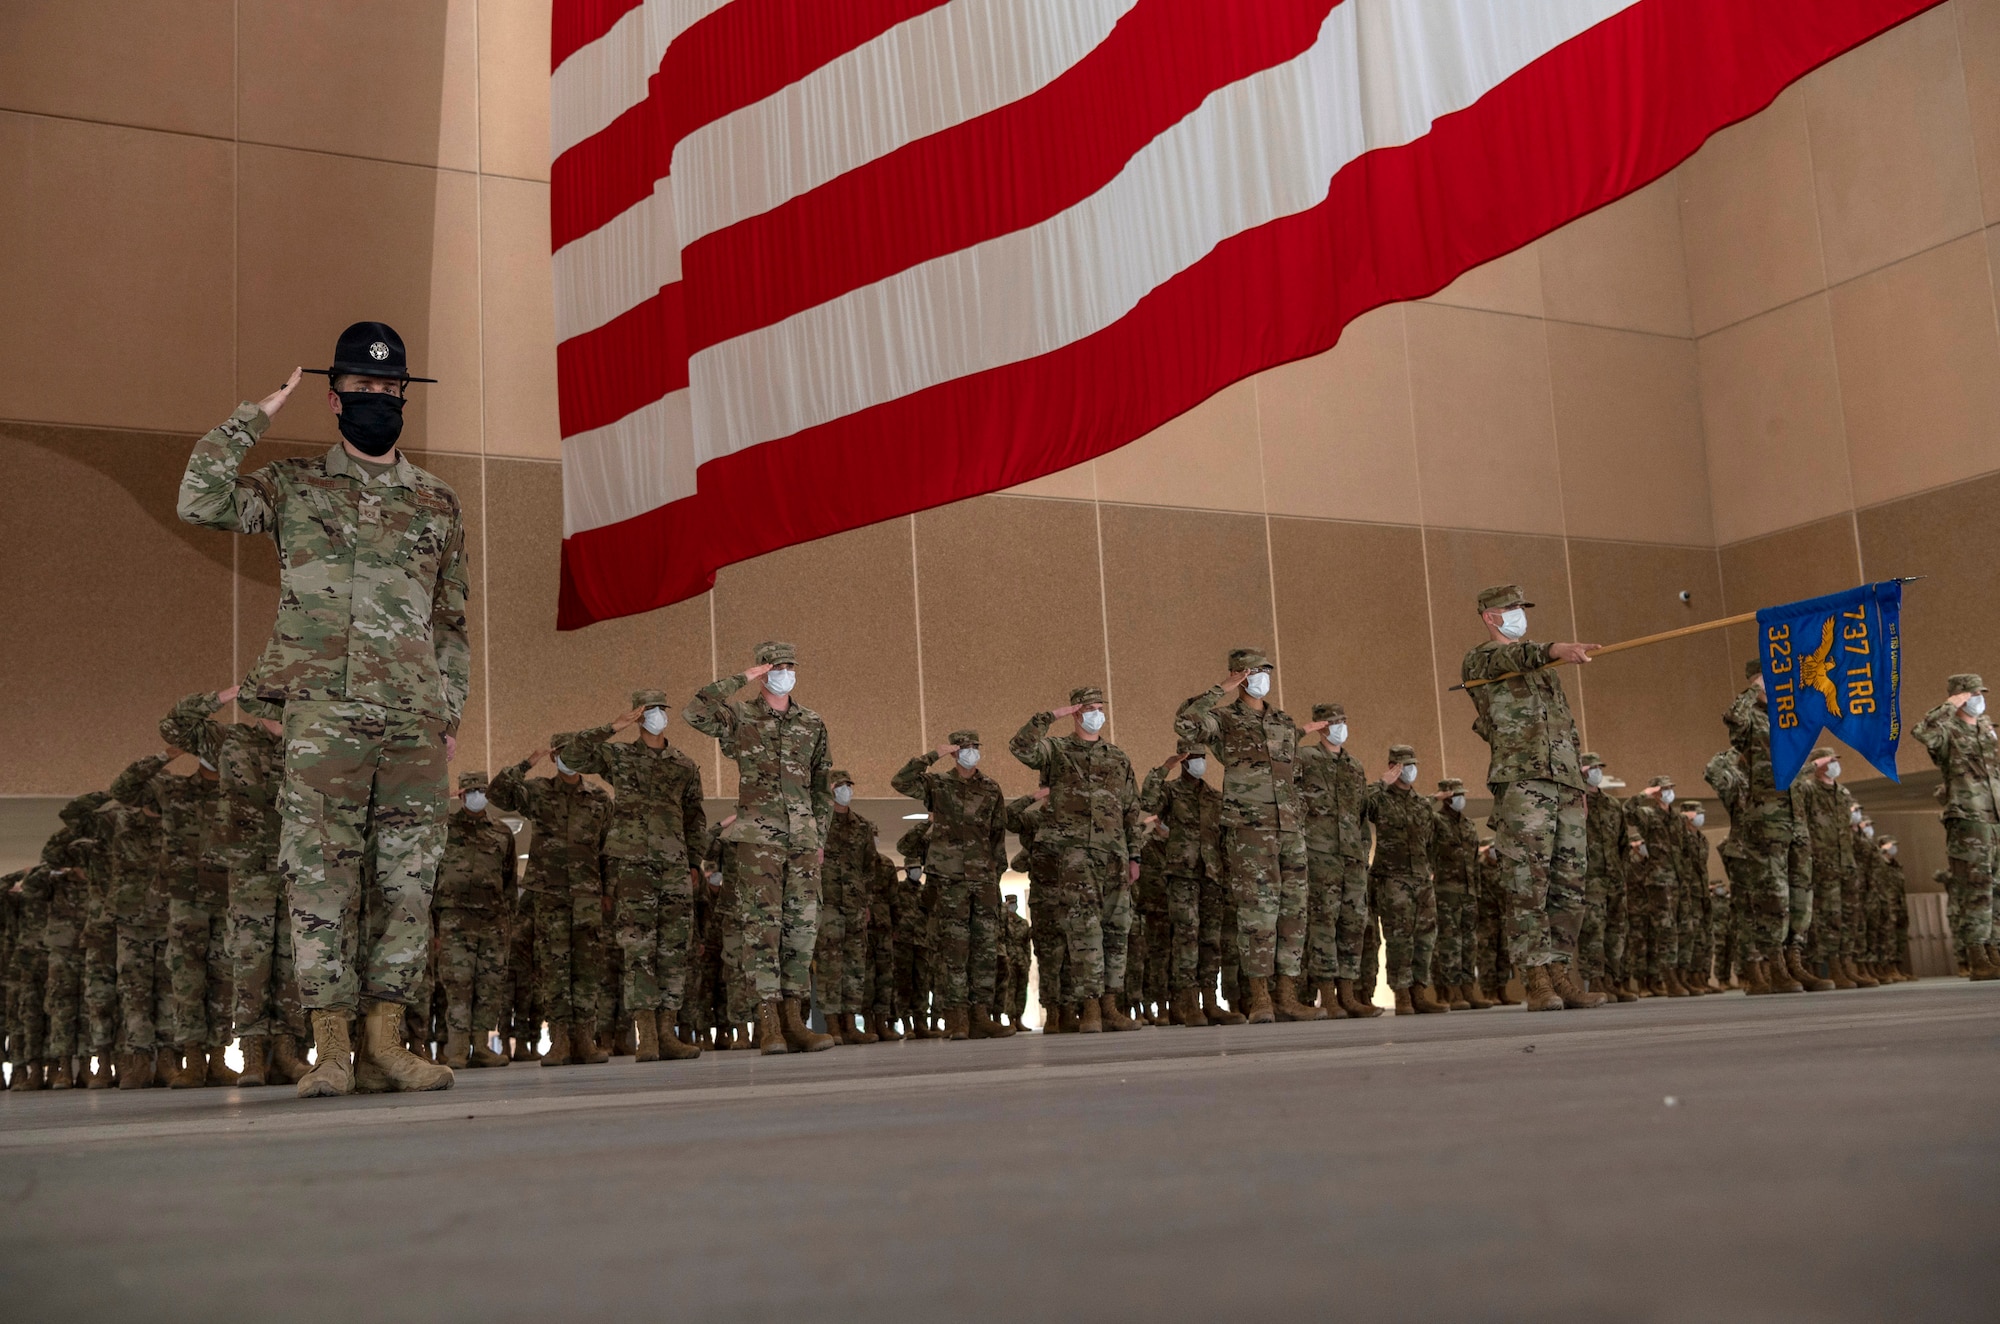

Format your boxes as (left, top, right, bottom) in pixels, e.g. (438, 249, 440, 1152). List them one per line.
(559, 0, 1943, 627)
(557, 283, 690, 438)
(680, 0, 1340, 354)
(551, 0, 643, 72)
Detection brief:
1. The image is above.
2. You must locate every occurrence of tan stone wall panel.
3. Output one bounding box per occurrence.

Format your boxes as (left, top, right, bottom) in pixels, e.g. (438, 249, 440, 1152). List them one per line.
(1092, 380, 1266, 513)
(0, 0, 235, 138)
(1715, 515, 1865, 672)
(477, 0, 553, 182)
(1961, 0, 2000, 224)
(1548, 323, 1712, 546)
(1421, 244, 1545, 319)
(1539, 173, 1693, 338)
(480, 175, 563, 461)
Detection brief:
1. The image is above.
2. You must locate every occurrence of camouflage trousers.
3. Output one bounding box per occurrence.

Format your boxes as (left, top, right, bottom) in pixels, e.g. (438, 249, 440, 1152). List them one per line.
(436, 907, 507, 1038)
(1198, 873, 1243, 1004)
(165, 897, 232, 1050)
(1122, 909, 1147, 1007)
(42, 900, 83, 1059)
(998, 946, 1029, 1021)
(1735, 815, 1803, 961)
(1220, 822, 1307, 980)
(1630, 878, 1678, 981)
(1302, 848, 1341, 982)
(507, 909, 539, 1046)
(82, 909, 118, 1054)
(278, 701, 448, 1012)
(1578, 877, 1609, 984)
(227, 870, 304, 1041)
(869, 919, 896, 1017)
(531, 889, 606, 1025)
(1372, 869, 1437, 991)
(1141, 908, 1170, 1006)
(1711, 890, 1737, 980)
(1679, 881, 1712, 981)
(1100, 869, 1134, 997)
(1028, 874, 1068, 1012)
(1435, 886, 1475, 987)
(1944, 817, 1997, 958)
(1489, 779, 1586, 969)
(933, 873, 1001, 1008)
(1805, 868, 1850, 972)
(8, 943, 49, 1065)
(1358, 901, 1383, 994)
(1163, 871, 1202, 991)
(1473, 874, 1510, 992)
(609, 859, 694, 1014)
(115, 925, 167, 1052)
(733, 841, 821, 1002)
(1046, 846, 1124, 1003)
(1325, 855, 1371, 983)
(813, 895, 847, 1019)
(1603, 874, 1630, 983)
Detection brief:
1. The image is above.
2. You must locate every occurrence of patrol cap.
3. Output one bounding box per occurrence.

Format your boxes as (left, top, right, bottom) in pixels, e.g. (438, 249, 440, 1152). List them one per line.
(1580, 751, 1604, 769)
(948, 729, 980, 748)
(830, 769, 854, 788)
(1948, 672, 1987, 695)
(457, 771, 488, 792)
(1175, 737, 1209, 757)
(1877, 835, 1897, 847)
(1679, 798, 1703, 812)
(631, 688, 670, 709)
(1388, 744, 1417, 764)
(1070, 685, 1105, 707)
(1312, 702, 1345, 722)
(1228, 648, 1271, 671)
(303, 321, 436, 384)
(1477, 585, 1533, 612)
(1811, 746, 1837, 761)
(754, 641, 797, 666)
(1648, 775, 1675, 789)
(1437, 778, 1464, 794)
(1746, 658, 1765, 679)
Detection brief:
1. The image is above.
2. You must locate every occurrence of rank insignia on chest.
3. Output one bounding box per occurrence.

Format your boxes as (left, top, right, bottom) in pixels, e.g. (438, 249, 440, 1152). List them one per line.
(359, 495, 382, 525)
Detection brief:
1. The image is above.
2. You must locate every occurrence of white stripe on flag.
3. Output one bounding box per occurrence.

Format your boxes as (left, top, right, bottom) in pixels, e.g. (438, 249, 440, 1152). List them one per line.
(563, 390, 698, 536)
(550, 0, 734, 162)
(554, 187, 681, 342)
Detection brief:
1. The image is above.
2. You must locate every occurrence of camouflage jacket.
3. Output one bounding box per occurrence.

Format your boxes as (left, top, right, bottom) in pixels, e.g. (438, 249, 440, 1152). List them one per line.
(9, 868, 49, 952)
(97, 786, 166, 926)
(1004, 795, 1054, 876)
(162, 691, 283, 875)
(1675, 817, 1712, 894)
(1362, 781, 1434, 876)
(823, 808, 880, 915)
(1135, 836, 1170, 914)
(488, 763, 611, 895)
(1173, 689, 1302, 830)
(1009, 716, 1144, 858)
(1428, 803, 1480, 894)
(1583, 786, 1633, 882)
(1001, 906, 1032, 970)
(1723, 685, 1790, 804)
(148, 768, 220, 906)
(891, 754, 1007, 879)
(560, 728, 706, 867)
(1912, 701, 2000, 824)
(1138, 767, 1223, 877)
(435, 806, 517, 913)
(1796, 777, 1856, 882)
(1295, 744, 1370, 860)
(685, 676, 833, 850)
(1702, 749, 1754, 863)
(1461, 640, 1585, 791)
(1622, 797, 1680, 889)
(177, 405, 470, 733)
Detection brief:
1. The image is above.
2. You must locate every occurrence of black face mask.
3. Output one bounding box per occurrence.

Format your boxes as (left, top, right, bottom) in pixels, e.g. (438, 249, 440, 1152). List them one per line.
(335, 390, 405, 456)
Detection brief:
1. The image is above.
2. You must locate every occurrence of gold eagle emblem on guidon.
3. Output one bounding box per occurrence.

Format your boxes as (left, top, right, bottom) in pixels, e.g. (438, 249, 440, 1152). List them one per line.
(1798, 616, 1842, 718)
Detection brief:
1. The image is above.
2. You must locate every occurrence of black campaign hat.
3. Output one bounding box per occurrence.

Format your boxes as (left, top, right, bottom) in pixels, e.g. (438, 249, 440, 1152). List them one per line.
(303, 321, 436, 383)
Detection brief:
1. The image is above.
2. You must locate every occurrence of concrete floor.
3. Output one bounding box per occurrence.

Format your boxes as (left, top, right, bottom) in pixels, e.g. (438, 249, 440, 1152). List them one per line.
(1, 981, 1995, 1322)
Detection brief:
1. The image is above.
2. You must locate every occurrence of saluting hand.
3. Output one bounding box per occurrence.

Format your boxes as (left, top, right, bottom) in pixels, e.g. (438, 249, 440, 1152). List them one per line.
(1049, 703, 1082, 719)
(1302, 720, 1330, 733)
(611, 707, 644, 732)
(218, 684, 240, 704)
(744, 663, 773, 683)
(1223, 670, 1250, 692)
(258, 368, 303, 420)
(935, 742, 959, 760)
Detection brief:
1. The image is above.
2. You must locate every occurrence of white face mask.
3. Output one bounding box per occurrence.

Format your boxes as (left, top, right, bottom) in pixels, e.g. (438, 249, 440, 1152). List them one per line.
(956, 748, 981, 770)
(1862, 824, 1874, 839)
(641, 707, 668, 736)
(1883, 845, 1898, 859)
(1449, 794, 1466, 812)
(707, 871, 723, 889)
(1967, 694, 1988, 717)
(1244, 671, 1272, 699)
(1826, 760, 1842, 780)
(1079, 709, 1107, 734)
(1849, 807, 1863, 825)
(1586, 767, 1604, 787)
(1497, 607, 1528, 640)
(554, 754, 577, 777)
(463, 790, 487, 814)
(1185, 757, 1207, 778)
(1398, 764, 1418, 785)
(1328, 723, 1347, 746)
(764, 667, 797, 696)
(1659, 788, 1675, 806)
(1691, 811, 1705, 828)
(833, 785, 853, 806)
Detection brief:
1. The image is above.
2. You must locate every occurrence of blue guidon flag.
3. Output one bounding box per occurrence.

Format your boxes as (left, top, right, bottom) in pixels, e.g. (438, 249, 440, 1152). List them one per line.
(1758, 581, 1904, 788)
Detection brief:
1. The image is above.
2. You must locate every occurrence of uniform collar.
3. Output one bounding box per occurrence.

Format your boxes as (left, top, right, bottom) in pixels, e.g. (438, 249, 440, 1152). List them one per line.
(324, 443, 419, 489)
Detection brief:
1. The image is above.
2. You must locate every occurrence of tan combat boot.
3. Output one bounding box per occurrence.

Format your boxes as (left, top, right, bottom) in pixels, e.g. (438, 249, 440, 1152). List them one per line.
(166, 1046, 207, 1089)
(780, 997, 835, 1052)
(540, 1022, 572, 1066)
(1393, 987, 1415, 1015)
(268, 1033, 310, 1083)
(443, 1030, 473, 1069)
(632, 1011, 661, 1063)
(756, 1001, 788, 1054)
(1203, 987, 1246, 1026)
(1741, 958, 1770, 995)
(1313, 981, 1349, 1019)
(47, 1058, 74, 1090)
(1243, 977, 1276, 1025)
(1179, 988, 1210, 1026)
(363, 1001, 454, 1092)
(1445, 984, 1472, 1011)
(1496, 978, 1525, 1006)
(1522, 964, 1564, 1012)
(86, 1056, 115, 1089)
(1337, 978, 1383, 1018)
(1968, 946, 2000, 981)
(614, 1019, 637, 1057)
(658, 1011, 701, 1060)
(1273, 976, 1326, 1022)
(871, 1011, 903, 1042)
(469, 1032, 508, 1067)
(985, 1005, 1019, 1037)
(967, 1005, 996, 1038)
(571, 1021, 610, 1064)
(1463, 981, 1498, 1010)
(1663, 969, 1690, 997)
(204, 1046, 238, 1086)
(236, 1036, 268, 1086)
(1786, 948, 1833, 991)
(1099, 994, 1139, 1031)
(1828, 959, 1857, 990)
(1076, 999, 1103, 1033)
(1411, 984, 1450, 1014)
(1767, 953, 1804, 993)
(11, 1062, 45, 1091)
(116, 1050, 153, 1090)
(1847, 958, 1878, 988)
(1549, 963, 1608, 1009)
(850, 1013, 880, 1045)
(297, 1010, 354, 1098)
(940, 1005, 968, 1041)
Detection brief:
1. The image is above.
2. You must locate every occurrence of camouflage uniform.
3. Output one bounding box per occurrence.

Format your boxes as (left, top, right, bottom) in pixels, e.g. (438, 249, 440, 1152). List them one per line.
(1797, 763, 1856, 978)
(1138, 752, 1225, 1003)
(7, 867, 51, 1075)
(821, 777, 881, 1023)
(101, 755, 174, 1055)
(489, 750, 612, 1028)
(1705, 748, 1757, 984)
(892, 733, 1008, 1012)
(867, 851, 899, 1023)
(1131, 833, 1169, 1015)
(1911, 677, 2000, 968)
(1460, 587, 1586, 972)
(1006, 794, 1069, 1016)
(1295, 706, 1371, 987)
(1363, 751, 1438, 991)
(1580, 754, 1630, 990)
(561, 695, 707, 1020)
(1011, 689, 1145, 1004)
(435, 773, 516, 1045)
(40, 798, 105, 1068)
(685, 644, 834, 1006)
(998, 900, 1034, 1023)
(1675, 805, 1713, 985)
(1723, 665, 1814, 961)
(1174, 654, 1308, 982)
(1623, 783, 1682, 986)
(178, 401, 470, 1015)
(1880, 846, 1909, 971)
(893, 825, 937, 1026)
(1429, 779, 1479, 991)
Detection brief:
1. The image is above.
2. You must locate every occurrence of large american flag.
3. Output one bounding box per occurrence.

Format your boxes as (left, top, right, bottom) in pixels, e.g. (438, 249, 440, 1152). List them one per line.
(550, 0, 1936, 629)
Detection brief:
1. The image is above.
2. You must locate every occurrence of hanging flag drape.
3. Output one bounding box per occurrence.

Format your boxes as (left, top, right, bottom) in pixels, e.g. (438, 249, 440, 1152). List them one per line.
(549, 0, 1944, 629)
(1757, 581, 1905, 789)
